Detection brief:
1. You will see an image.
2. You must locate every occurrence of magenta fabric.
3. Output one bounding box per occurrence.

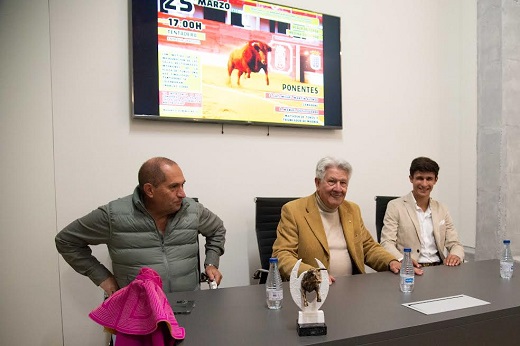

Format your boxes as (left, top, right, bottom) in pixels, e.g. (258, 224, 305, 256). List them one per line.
(115, 323, 176, 346)
(89, 267, 185, 341)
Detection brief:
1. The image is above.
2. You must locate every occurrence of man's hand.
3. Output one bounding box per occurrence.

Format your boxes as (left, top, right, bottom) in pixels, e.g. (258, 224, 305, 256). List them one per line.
(328, 274, 336, 285)
(412, 259, 424, 275)
(205, 265, 223, 286)
(389, 259, 424, 276)
(444, 254, 462, 266)
(389, 259, 400, 274)
(100, 276, 119, 297)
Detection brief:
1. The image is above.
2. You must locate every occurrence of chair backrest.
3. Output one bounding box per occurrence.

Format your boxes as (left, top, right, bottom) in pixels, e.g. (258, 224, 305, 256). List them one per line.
(374, 196, 398, 243)
(190, 198, 205, 284)
(254, 197, 297, 284)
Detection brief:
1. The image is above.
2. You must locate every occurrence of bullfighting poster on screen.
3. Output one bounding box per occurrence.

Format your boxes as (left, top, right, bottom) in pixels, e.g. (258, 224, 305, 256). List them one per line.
(157, 0, 325, 126)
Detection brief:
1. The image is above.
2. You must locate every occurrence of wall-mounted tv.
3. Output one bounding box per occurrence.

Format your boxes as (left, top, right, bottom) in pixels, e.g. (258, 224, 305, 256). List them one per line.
(131, 0, 342, 129)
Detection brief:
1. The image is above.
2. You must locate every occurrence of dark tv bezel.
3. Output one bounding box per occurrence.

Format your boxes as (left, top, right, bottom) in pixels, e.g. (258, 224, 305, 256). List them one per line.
(130, 0, 342, 130)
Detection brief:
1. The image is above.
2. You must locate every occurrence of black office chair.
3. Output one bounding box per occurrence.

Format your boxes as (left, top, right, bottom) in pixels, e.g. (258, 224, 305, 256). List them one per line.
(253, 197, 297, 284)
(374, 196, 398, 243)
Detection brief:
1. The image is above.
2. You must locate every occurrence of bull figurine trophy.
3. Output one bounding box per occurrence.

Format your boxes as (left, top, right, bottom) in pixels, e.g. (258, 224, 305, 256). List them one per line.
(290, 259, 329, 336)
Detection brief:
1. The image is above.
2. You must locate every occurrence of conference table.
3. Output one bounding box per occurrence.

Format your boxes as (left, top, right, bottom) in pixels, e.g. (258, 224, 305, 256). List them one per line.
(167, 260, 520, 345)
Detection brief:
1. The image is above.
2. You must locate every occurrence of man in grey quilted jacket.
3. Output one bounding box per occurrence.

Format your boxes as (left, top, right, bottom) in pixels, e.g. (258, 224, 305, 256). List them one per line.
(56, 157, 226, 295)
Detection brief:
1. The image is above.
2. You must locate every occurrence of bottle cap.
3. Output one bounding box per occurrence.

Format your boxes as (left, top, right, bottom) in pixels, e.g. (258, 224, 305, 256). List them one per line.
(404, 248, 411, 252)
(504, 240, 511, 244)
(269, 257, 278, 263)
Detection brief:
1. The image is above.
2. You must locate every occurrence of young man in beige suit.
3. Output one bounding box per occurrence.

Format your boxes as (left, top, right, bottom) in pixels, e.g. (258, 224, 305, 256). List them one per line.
(380, 157, 464, 267)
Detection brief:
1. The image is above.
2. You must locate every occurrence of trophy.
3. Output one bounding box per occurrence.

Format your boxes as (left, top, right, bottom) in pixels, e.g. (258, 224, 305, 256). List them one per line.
(290, 259, 329, 336)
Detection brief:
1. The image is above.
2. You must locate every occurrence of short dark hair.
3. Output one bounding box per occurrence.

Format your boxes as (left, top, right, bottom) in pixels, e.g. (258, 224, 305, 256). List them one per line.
(138, 157, 177, 191)
(409, 157, 439, 178)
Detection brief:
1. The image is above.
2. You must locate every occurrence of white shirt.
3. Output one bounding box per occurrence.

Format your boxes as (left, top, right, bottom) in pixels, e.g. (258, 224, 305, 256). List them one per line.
(413, 198, 440, 263)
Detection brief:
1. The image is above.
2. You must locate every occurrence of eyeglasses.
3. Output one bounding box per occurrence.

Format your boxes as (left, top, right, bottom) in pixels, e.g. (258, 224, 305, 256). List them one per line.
(325, 179, 348, 188)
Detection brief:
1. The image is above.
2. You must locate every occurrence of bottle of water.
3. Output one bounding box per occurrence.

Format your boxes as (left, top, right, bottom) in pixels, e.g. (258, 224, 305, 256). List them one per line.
(400, 248, 414, 293)
(266, 257, 283, 309)
(500, 240, 514, 279)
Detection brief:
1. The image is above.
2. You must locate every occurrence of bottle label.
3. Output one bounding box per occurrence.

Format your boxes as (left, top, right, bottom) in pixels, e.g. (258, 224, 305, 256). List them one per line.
(267, 289, 283, 301)
(404, 277, 414, 284)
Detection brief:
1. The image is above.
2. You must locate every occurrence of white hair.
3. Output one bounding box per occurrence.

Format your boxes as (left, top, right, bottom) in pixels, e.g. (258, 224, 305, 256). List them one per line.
(315, 156, 352, 180)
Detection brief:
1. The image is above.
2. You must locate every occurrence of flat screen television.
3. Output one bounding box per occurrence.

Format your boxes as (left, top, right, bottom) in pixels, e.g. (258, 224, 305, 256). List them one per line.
(131, 0, 342, 129)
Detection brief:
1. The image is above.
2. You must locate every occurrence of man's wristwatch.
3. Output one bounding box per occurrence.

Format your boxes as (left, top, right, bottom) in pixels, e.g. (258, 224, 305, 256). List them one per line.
(204, 263, 218, 269)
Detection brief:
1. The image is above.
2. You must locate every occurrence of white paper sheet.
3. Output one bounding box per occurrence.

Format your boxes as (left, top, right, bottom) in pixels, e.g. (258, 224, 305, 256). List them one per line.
(403, 294, 490, 315)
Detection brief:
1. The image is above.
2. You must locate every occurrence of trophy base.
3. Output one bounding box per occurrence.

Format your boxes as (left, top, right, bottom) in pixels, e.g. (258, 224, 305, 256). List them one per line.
(297, 310, 327, 336)
(297, 322, 327, 336)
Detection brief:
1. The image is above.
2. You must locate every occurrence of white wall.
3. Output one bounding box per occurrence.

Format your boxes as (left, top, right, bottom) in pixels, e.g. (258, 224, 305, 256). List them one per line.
(0, 1, 63, 345)
(0, 0, 476, 345)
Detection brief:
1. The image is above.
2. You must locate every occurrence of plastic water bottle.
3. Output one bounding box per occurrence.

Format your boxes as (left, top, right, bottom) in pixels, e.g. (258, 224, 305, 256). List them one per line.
(266, 257, 283, 309)
(500, 240, 514, 279)
(400, 248, 414, 293)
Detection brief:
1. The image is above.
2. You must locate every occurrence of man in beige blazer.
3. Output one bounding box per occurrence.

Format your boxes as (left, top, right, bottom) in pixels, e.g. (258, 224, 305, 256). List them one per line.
(272, 157, 420, 282)
(380, 157, 464, 267)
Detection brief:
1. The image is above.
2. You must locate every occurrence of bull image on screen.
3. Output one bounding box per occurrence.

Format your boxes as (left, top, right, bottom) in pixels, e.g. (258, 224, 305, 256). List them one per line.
(227, 41, 272, 86)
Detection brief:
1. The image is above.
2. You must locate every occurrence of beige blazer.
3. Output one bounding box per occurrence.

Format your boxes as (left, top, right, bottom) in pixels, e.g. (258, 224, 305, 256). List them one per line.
(380, 192, 465, 262)
(272, 194, 396, 280)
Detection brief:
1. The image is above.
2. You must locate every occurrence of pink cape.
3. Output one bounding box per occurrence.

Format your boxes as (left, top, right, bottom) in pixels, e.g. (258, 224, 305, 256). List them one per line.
(89, 267, 185, 341)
